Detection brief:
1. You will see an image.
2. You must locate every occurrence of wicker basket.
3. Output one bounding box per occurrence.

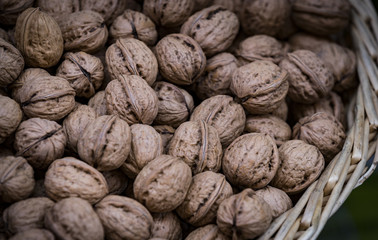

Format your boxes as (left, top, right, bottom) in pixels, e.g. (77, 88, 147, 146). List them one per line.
(258, 0, 378, 239)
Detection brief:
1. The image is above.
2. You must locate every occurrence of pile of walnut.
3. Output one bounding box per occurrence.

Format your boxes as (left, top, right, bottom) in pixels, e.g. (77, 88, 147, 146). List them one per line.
(0, 0, 355, 239)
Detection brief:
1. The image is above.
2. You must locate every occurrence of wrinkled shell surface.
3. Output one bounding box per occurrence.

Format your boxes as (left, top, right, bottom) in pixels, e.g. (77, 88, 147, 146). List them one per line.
(185, 224, 228, 240)
(36, 0, 80, 23)
(0, 96, 22, 144)
(0, 38, 24, 87)
(151, 212, 182, 240)
(255, 186, 292, 218)
(88, 90, 108, 116)
(8, 229, 54, 240)
(80, 0, 127, 24)
(102, 169, 128, 195)
(153, 125, 175, 154)
(0, 0, 34, 26)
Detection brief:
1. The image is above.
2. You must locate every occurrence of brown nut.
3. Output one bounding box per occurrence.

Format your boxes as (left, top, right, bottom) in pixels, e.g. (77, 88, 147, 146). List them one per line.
(44, 157, 109, 204)
(102, 169, 128, 195)
(151, 212, 182, 240)
(292, 112, 346, 162)
(80, 0, 127, 25)
(0, 0, 34, 26)
(133, 155, 192, 212)
(8, 229, 54, 240)
(155, 34, 206, 86)
(14, 118, 66, 170)
(176, 171, 233, 227)
(15, 8, 63, 68)
(36, 0, 80, 23)
(0, 96, 22, 144)
(45, 197, 104, 240)
(105, 75, 159, 125)
(185, 224, 228, 240)
(270, 99, 289, 121)
(88, 90, 108, 116)
(231, 60, 289, 115)
(0, 155, 35, 203)
(95, 195, 154, 240)
(255, 186, 292, 218)
(271, 140, 325, 194)
(153, 125, 176, 154)
(0, 38, 24, 87)
(217, 188, 273, 239)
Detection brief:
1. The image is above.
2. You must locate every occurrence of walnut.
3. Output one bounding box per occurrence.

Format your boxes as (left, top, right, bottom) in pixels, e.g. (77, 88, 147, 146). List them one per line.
(292, 0, 351, 36)
(190, 95, 246, 147)
(106, 38, 158, 86)
(293, 112, 346, 162)
(255, 186, 292, 218)
(185, 224, 228, 240)
(0, 38, 24, 88)
(177, 171, 233, 226)
(14, 118, 66, 170)
(110, 9, 158, 46)
(217, 188, 273, 239)
(95, 195, 154, 240)
(0, 96, 22, 144)
(245, 114, 292, 146)
(270, 99, 288, 121)
(180, 5, 239, 56)
(121, 124, 163, 179)
(0, 155, 35, 203)
(153, 125, 175, 154)
(102, 169, 128, 195)
(8, 229, 54, 240)
(151, 212, 182, 240)
(153, 81, 194, 127)
(0, 28, 9, 42)
(168, 121, 222, 175)
(105, 75, 159, 125)
(195, 52, 237, 100)
(44, 157, 109, 204)
(45, 197, 104, 240)
(80, 0, 127, 25)
(288, 32, 329, 52)
(0, 0, 34, 26)
(133, 155, 192, 212)
(231, 60, 289, 115)
(88, 90, 108, 116)
(36, 0, 80, 23)
(271, 140, 325, 194)
(280, 50, 334, 104)
(155, 34, 206, 86)
(3, 197, 54, 235)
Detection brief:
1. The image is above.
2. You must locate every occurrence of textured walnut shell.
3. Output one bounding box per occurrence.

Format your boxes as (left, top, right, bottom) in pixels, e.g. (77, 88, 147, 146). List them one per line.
(292, 0, 351, 36)
(56, 52, 104, 98)
(293, 112, 346, 162)
(59, 10, 108, 53)
(121, 124, 163, 179)
(190, 95, 246, 147)
(153, 125, 175, 154)
(45, 197, 104, 240)
(143, 0, 194, 27)
(153, 81, 194, 127)
(15, 8, 63, 68)
(245, 114, 292, 146)
(95, 195, 153, 240)
(102, 169, 128, 195)
(168, 121, 222, 175)
(0, 38, 24, 87)
(19, 76, 76, 121)
(88, 90, 108, 116)
(14, 118, 66, 170)
(151, 212, 182, 240)
(134, 155, 192, 212)
(180, 5, 239, 56)
(177, 171, 233, 227)
(80, 0, 127, 25)
(217, 188, 273, 239)
(0, 0, 34, 26)
(280, 50, 334, 104)
(106, 38, 158, 86)
(231, 60, 289, 115)
(185, 224, 228, 240)
(3, 197, 54, 235)
(105, 75, 159, 125)
(155, 34, 206, 86)
(269, 99, 288, 121)
(110, 9, 158, 46)
(271, 140, 325, 194)
(0, 155, 35, 203)
(288, 32, 329, 52)
(8, 229, 54, 240)
(255, 186, 292, 218)
(240, 0, 291, 36)
(195, 52, 237, 100)
(36, 0, 80, 23)
(0, 96, 22, 144)
(44, 157, 109, 204)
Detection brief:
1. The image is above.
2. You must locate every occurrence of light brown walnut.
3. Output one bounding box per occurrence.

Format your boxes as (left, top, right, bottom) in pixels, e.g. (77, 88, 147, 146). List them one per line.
(151, 212, 182, 240)
(0, 96, 22, 144)
(88, 90, 108, 116)
(255, 186, 292, 218)
(0, 38, 24, 88)
(36, 0, 80, 23)
(8, 229, 54, 240)
(80, 0, 127, 25)
(185, 224, 228, 240)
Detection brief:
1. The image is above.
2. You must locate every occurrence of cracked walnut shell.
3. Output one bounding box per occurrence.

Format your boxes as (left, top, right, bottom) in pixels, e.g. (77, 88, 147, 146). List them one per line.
(255, 186, 292, 218)
(0, 96, 22, 144)
(0, 38, 24, 87)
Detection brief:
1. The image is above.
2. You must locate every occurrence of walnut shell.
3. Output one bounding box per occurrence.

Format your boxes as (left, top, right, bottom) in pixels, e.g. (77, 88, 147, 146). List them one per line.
(44, 157, 109, 204)
(153, 81, 194, 127)
(151, 212, 182, 240)
(105, 75, 159, 125)
(121, 124, 163, 179)
(0, 96, 22, 144)
(217, 188, 273, 239)
(133, 155, 192, 212)
(95, 195, 154, 240)
(185, 224, 228, 240)
(110, 9, 158, 46)
(279, 50, 334, 104)
(88, 90, 108, 116)
(231, 60, 289, 115)
(0, 28, 9, 42)
(177, 171, 233, 227)
(36, 0, 80, 23)
(80, 0, 127, 25)
(270, 99, 288, 121)
(271, 140, 325, 194)
(0, 38, 24, 87)
(288, 32, 329, 52)
(3, 197, 54, 235)
(106, 38, 158, 86)
(255, 186, 292, 218)
(0, 155, 35, 203)
(168, 121, 222, 175)
(155, 34, 206, 86)
(14, 118, 66, 170)
(180, 5, 239, 56)
(8, 229, 54, 240)
(102, 169, 128, 195)
(293, 112, 346, 162)
(45, 197, 104, 240)
(0, 0, 34, 26)
(153, 125, 176, 154)
(190, 95, 246, 147)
